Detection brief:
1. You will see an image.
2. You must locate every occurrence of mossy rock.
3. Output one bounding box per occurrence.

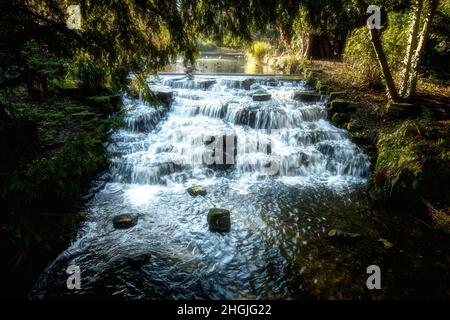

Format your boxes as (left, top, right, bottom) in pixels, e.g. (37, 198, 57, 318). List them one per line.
(331, 113, 350, 126)
(303, 70, 319, 88)
(292, 91, 322, 102)
(207, 208, 231, 233)
(187, 185, 207, 197)
(329, 91, 347, 101)
(328, 99, 355, 114)
(241, 78, 255, 90)
(113, 214, 138, 229)
(386, 102, 419, 118)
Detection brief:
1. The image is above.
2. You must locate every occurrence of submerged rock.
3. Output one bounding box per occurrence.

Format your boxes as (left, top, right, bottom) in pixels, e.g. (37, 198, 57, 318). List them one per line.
(241, 78, 255, 90)
(113, 214, 138, 229)
(327, 229, 361, 240)
(249, 83, 262, 91)
(252, 93, 272, 101)
(126, 254, 151, 269)
(207, 208, 231, 232)
(187, 185, 207, 197)
(197, 79, 217, 89)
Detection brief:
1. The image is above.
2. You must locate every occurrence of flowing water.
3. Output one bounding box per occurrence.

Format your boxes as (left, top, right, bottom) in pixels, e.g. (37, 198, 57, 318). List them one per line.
(33, 75, 376, 299)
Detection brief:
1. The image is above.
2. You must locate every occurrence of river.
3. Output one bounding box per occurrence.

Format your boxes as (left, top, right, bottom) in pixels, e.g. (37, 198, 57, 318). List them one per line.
(32, 73, 449, 299)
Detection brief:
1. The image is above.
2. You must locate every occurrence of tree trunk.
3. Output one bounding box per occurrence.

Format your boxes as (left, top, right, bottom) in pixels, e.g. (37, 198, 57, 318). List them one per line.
(369, 28, 401, 102)
(302, 33, 334, 60)
(406, 0, 439, 97)
(276, 24, 292, 53)
(300, 32, 310, 59)
(25, 66, 48, 101)
(400, 0, 423, 97)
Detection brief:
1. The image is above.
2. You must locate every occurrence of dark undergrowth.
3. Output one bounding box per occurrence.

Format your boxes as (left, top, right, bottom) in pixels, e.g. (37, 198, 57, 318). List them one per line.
(0, 56, 123, 298)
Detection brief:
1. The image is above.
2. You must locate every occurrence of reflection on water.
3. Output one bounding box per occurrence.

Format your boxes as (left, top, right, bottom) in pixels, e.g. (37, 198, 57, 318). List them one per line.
(165, 52, 271, 74)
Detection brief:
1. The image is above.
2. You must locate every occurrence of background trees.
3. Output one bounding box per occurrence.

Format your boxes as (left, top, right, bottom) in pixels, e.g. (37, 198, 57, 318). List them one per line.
(369, 0, 442, 102)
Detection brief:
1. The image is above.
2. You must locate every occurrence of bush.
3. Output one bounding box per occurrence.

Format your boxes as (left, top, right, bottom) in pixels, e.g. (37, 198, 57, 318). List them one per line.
(198, 39, 217, 51)
(248, 41, 272, 64)
(68, 53, 109, 94)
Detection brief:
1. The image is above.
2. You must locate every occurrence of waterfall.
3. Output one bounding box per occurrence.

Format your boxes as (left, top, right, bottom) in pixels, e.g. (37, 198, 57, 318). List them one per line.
(112, 75, 370, 185)
(32, 75, 371, 300)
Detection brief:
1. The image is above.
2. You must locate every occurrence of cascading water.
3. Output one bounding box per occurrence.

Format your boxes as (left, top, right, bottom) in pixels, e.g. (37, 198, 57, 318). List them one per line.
(32, 75, 372, 299)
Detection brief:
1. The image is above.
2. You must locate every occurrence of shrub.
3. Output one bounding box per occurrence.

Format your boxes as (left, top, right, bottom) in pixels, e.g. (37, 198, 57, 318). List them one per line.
(68, 53, 109, 94)
(248, 41, 272, 64)
(198, 39, 217, 51)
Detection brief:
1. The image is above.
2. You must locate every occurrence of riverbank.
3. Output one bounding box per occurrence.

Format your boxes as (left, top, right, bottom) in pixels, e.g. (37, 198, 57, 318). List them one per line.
(0, 80, 122, 298)
(284, 60, 450, 298)
(302, 60, 449, 228)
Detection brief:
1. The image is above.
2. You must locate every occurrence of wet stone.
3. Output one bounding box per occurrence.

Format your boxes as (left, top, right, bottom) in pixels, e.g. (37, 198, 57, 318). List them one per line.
(187, 185, 207, 197)
(252, 93, 272, 101)
(207, 208, 231, 233)
(113, 214, 138, 229)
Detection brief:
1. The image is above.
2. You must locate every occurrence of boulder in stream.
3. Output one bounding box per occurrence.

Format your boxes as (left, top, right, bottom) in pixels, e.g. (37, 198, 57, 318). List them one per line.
(187, 185, 207, 197)
(207, 208, 231, 232)
(241, 78, 255, 90)
(113, 214, 138, 229)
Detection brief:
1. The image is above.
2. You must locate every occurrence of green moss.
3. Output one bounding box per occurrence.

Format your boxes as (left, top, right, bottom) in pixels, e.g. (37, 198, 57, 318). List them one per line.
(370, 120, 450, 208)
(207, 208, 231, 232)
(85, 94, 122, 112)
